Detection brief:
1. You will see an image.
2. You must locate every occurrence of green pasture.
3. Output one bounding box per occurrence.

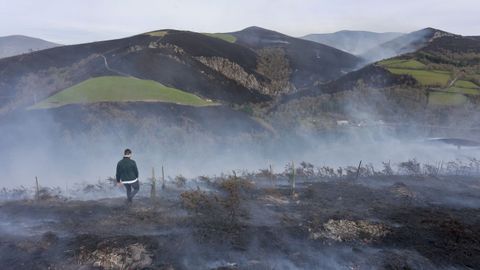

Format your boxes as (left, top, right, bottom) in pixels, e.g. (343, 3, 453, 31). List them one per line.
(30, 76, 216, 109)
(202, 33, 237, 43)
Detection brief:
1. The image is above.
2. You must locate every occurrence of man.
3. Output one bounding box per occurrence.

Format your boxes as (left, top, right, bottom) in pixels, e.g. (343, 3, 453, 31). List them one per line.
(116, 149, 140, 203)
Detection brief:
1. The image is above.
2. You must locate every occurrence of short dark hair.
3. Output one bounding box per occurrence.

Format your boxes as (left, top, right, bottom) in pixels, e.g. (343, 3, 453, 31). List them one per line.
(124, 149, 132, 155)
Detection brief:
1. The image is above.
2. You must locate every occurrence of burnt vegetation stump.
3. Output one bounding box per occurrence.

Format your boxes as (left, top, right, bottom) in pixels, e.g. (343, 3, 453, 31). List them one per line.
(161, 165, 165, 190)
(150, 167, 156, 199)
(35, 176, 39, 201)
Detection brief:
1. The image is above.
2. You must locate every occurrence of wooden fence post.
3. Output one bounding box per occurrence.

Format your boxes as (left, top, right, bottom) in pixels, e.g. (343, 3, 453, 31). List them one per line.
(35, 176, 39, 201)
(150, 167, 156, 199)
(355, 160, 362, 180)
(161, 165, 165, 190)
(291, 161, 296, 196)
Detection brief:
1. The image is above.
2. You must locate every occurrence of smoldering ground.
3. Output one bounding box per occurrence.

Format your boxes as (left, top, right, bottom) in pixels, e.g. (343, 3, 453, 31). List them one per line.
(1, 160, 480, 269)
(0, 86, 480, 269)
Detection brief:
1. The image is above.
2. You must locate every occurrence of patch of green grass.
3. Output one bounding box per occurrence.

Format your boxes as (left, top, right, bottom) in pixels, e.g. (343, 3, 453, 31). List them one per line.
(30, 76, 217, 109)
(445, 87, 480, 95)
(379, 59, 427, 69)
(146, 31, 168, 37)
(428, 92, 468, 106)
(454, 80, 479, 89)
(379, 57, 456, 87)
(203, 33, 237, 43)
(387, 68, 451, 86)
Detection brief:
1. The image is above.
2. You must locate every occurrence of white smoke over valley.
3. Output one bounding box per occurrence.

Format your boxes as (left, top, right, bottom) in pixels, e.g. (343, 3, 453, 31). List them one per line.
(0, 99, 478, 190)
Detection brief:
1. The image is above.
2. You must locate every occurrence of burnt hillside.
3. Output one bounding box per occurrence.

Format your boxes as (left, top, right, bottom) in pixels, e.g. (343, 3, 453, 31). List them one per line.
(0, 30, 272, 114)
(231, 26, 362, 90)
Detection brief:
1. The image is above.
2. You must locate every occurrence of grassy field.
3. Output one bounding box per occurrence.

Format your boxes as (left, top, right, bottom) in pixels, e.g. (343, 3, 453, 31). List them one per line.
(444, 87, 480, 95)
(379, 58, 453, 87)
(454, 80, 479, 89)
(30, 76, 217, 109)
(146, 31, 168, 37)
(429, 92, 468, 106)
(379, 59, 427, 69)
(443, 79, 480, 95)
(203, 33, 237, 43)
(380, 57, 480, 106)
(387, 68, 451, 86)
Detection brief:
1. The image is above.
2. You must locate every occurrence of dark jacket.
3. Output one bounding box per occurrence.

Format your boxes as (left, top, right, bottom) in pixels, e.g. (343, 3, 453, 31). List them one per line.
(116, 157, 139, 182)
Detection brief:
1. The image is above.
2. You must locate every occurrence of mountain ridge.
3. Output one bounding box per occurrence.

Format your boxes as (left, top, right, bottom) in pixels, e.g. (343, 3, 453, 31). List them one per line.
(301, 30, 403, 55)
(1, 26, 479, 140)
(361, 27, 456, 63)
(0, 35, 60, 59)
(0, 26, 363, 115)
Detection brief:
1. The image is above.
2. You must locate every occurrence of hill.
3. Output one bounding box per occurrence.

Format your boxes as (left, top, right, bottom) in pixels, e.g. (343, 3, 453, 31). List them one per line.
(301, 32, 480, 99)
(301, 30, 403, 55)
(377, 35, 480, 106)
(1, 27, 478, 142)
(0, 35, 60, 58)
(30, 76, 216, 109)
(230, 26, 362, 91)
(361, 28, 455, 63)
(0, 29, 273, 115)
(0, 27, 363, 115)
(270, 31, 480, 135)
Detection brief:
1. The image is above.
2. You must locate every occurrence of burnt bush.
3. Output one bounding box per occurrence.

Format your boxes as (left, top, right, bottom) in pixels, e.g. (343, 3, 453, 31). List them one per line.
(0, 186, 29, 200)
(37, 187, 63, 201)
(317, 166, 340, 178)
(255, 167, 275, 179)
(180, 188, 220, 216)
(297, 161, 316, 178)
(218, 176, 253, 223)
(175, 175, 187, 188)
(181, 176, 253, 227)
(398, 159, 422, 176)
(423, 164, 441, 177)
(381, 162, 394, 176)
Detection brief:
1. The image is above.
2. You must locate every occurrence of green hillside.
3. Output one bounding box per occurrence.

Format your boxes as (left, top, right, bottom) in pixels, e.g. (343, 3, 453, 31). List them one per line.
(30, 76, 217, 109)
(379, 59, 426, 69)
(146, 30, 169, 37)
(387, 68, 451, 86)
(379, 57, 480, 106)
(379, 58, 452, 87)
(428, 92, 468, 106)
(202, 33, 237, 43)
(445, 80, 480, 95)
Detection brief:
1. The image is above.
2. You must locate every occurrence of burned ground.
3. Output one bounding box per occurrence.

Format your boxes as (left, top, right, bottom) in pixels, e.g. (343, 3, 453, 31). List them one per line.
(1, 168, 479, 270)
(232, 26, 362, 89)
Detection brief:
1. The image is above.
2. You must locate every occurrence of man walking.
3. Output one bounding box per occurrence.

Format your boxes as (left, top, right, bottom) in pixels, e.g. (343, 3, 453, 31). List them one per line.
(116, 149, 140, 203)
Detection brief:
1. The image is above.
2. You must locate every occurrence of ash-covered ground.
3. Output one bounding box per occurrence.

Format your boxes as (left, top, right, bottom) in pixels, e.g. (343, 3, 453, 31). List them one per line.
(1, 160, 480, 270)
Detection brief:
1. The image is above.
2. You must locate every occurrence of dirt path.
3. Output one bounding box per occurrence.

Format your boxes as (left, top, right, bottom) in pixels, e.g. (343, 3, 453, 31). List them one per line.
(447, 76, 458, 88)
(99, 54, 136, 78)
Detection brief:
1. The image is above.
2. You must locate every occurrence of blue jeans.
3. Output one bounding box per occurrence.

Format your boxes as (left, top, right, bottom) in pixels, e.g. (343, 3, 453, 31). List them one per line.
(124, 181, 140, 202)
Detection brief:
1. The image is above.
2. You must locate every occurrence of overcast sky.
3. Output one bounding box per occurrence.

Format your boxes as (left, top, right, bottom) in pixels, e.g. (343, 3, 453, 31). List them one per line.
(1, 0, 479, 44)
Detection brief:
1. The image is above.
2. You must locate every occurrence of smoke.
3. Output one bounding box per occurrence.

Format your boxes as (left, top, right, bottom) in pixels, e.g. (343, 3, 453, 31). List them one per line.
(302, 31, 403, 56)
(360, 28, 438, 63)
(0, 98, 479, 190)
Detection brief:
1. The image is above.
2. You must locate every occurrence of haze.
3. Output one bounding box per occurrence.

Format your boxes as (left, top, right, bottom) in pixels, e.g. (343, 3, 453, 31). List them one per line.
(1, 0, 479, 44)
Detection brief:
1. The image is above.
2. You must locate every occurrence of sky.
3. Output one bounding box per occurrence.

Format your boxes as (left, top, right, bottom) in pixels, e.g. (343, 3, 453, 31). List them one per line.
(1, 0, 479, 44)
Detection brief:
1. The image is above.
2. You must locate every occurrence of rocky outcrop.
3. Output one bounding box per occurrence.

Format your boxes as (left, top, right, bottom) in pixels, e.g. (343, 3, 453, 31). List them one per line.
(195, 56, 268, 93)
(148, 41, 185, 54)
